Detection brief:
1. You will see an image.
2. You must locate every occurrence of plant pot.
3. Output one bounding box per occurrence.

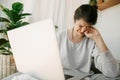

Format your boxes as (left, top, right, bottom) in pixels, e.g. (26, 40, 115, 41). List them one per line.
(0, 54, 17, 79)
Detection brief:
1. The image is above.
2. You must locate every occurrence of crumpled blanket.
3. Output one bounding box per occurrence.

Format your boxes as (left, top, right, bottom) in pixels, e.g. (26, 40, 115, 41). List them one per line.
(12, 74, 38, 80)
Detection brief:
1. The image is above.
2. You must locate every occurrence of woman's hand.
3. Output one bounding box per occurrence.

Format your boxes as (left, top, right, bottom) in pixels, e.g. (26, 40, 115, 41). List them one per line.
(84, 27, 101, 41)
(85, 27, 109, 52)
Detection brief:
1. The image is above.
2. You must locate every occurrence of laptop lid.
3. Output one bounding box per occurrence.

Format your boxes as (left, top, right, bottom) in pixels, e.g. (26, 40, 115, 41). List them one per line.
(7, 19, 65, 80)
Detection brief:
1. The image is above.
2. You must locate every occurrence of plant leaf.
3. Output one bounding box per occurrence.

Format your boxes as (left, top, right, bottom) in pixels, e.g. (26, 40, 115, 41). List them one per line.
(7, 22, 16, 30)
(20, 13, 31, 16)
(0, 47, 12, 55)
(1, 42, 11, 48)
(12, 2, 23, 13)
(55, 25, 58, 29)
(15, 21, 29, 26)
(2, 8, 14, 23)
(14, 21, 29, 28)
(2, 8, 11, 17)
(21, 22, 29, 26)
(0, 30, 7, 34)
(0, 4, 4, 10)
(14, 21, 22, 27)
(10, 10, 21, 23)
(0, 38, 8, 46)
(0, 17, 10, 22)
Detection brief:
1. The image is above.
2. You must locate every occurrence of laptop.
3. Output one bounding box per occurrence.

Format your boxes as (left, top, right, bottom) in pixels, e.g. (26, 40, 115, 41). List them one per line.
(7, 19, 65, 80)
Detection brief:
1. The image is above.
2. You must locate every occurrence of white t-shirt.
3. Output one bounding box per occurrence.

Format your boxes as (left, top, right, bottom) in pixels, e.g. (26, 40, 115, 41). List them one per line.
(57, 29, 120, 77)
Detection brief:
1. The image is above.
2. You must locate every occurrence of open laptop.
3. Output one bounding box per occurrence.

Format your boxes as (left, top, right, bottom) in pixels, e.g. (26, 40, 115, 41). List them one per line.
(7, 19, 65, 80)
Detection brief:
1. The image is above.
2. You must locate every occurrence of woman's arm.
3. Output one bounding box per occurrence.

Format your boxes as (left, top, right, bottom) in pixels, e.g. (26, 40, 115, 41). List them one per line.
(85, 27, 108, 52)
(91, 45, 120, 77)
(98, 0, 120, 11)
(85, 27, 120, 77)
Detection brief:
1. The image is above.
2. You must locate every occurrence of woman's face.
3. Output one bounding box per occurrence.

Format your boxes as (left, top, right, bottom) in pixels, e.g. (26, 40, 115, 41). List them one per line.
(74, 18, 91, 36)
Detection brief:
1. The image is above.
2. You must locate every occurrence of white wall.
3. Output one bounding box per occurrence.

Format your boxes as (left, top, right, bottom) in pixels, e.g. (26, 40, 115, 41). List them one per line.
(95, 4, 120, 61)
(65, 0, 89, 28)
(0, 0, 120, 61)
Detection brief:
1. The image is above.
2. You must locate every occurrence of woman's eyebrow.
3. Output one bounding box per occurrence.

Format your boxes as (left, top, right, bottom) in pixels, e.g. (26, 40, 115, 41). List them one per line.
(88, 26, 92, 28)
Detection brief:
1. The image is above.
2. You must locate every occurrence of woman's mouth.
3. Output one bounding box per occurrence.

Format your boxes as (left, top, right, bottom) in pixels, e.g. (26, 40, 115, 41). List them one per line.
(77, 30, 84, 34)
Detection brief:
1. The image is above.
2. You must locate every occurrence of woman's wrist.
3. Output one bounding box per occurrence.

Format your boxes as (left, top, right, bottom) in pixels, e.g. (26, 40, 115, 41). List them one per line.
(93, 35, 102, 42)
(94, 35, 109, 52)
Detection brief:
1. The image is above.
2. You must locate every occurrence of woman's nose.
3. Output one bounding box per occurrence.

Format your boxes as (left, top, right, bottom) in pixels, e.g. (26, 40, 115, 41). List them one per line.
(82, 26, 87, 32)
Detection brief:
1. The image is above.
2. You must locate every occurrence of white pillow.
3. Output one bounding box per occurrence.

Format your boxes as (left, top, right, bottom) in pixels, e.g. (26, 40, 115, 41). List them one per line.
(12, 74, 38, 80)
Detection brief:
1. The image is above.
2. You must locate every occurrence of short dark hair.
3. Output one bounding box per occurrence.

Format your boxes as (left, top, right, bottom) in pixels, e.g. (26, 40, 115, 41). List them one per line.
(74, 4, 98, 25)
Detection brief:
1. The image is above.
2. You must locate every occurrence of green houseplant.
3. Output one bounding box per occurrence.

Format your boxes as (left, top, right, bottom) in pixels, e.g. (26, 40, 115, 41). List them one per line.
(89, 0, 97, 6)
(0, 2, 31, 55)
(0, 2, 31, 79)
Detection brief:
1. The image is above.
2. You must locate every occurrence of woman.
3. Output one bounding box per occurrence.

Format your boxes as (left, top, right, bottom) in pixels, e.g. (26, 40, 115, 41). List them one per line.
(98, 0, 120, 10)
(57, 4, 120, 79)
